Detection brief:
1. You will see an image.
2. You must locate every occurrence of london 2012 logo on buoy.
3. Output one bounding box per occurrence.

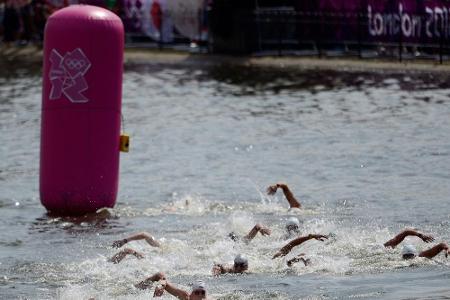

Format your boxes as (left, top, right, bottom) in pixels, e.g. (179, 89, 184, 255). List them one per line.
(49, 48, 91, 103)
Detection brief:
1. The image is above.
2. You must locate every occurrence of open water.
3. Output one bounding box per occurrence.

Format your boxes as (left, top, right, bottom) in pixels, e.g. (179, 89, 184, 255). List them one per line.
(0, 58, 449, 299)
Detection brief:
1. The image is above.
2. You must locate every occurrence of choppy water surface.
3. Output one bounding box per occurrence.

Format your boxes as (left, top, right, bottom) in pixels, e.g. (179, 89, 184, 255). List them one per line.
(0, 59, 449, 299)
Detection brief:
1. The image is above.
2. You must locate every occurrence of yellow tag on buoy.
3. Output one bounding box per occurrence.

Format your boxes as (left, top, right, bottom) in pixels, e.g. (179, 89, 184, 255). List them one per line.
(120, 134, 130, 152)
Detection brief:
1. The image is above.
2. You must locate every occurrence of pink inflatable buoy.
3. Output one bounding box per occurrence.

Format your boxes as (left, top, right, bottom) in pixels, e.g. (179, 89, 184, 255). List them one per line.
(40, 5, 124, 215)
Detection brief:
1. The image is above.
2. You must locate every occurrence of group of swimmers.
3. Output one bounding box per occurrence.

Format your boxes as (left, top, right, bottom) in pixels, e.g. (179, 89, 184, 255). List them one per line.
(107, 183, 449, 300)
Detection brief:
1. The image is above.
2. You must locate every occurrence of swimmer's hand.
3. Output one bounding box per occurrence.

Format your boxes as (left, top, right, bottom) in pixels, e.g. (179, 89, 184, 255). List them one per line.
(309, 234, 328, 242)
(212, 264, 224, 276)
(244, 224, 271, 242)
(150, 272, 166, 282)
(418, 233, 434, 243)
(212, 266, 220, 276)
(260, 226, 271, 236)
(267, 183, 289, 195)
(112, 238, 127, 248)
(153, 280, 166, 297)
(441, 244, 449, 258)
(135, 272, 166, 290)
(287, 253, 310, 267)
(153, 287, 164, 297)
(131, 249, 145, 259)
(266, 184, 279, 195)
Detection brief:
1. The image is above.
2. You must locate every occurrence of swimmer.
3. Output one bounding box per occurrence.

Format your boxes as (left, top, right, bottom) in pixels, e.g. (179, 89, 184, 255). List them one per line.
(163, 198, 191, 212)
(272, 234, 328, 264)
(212, 254, 249, 275)
(228, 218, 300, 242)
(267, 183, 301, 209)
(283, 217, 301, 240)
(136, 272, 210, 300)
(384, 229, 449, 259)
(228, 223, 271, 243)
(109, 232, 161, 263)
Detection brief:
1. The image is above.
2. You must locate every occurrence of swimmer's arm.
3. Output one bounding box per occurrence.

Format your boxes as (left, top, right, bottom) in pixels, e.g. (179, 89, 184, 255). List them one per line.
(112, 232, 161, 248)
(243, 223, 271, 242)
(383, 229, 434, 248)
(286, 253, 309, 267)
(267, 183, 301, 208)
(419, 242, 449, 259)
(273, 234, 327, 258)
(163, 281, 190, 300)
(109, 248, 144, 263)
(273, 236, 311, 258)
(212, 264, 232, 275)
(135, 272, 165, 290)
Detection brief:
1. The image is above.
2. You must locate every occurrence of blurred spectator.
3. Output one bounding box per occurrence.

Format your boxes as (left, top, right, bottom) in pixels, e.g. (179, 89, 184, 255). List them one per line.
(31, 0, 47, 42)
(104, 0, 121, 15)
(2, 0, 20, 44)
(198, 0, 211, 47)
(45, 0, 68, 15)
(0, 0, 4, 40)
(18, 0, 34, 44)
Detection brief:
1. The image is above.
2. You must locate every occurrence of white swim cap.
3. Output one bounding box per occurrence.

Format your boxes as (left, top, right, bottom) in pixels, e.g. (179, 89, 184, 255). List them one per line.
(286, 217, 300, 228)
(234, 254, 248, 266)
(192, 280, 206, 292)
(401, 244, 417, 256)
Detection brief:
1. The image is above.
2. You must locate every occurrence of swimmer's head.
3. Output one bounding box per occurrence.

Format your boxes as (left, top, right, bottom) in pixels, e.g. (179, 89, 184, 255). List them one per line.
(190, 280, 207, 299)
(401, 244, 417, 260)
(234, 254, 249, 272)
(286, 217, 300, 234)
